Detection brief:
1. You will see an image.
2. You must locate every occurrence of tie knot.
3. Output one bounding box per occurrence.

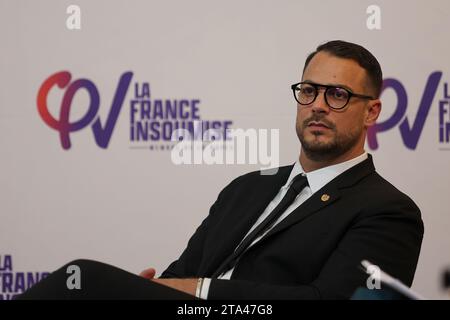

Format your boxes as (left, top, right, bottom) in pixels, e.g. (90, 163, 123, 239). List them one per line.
(290, 173, 308, 194)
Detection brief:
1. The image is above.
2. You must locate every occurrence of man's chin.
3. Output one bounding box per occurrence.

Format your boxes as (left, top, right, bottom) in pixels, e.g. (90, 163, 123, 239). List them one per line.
(302, 134, 333, 148)
(302, 143, 335, 154)
(300, 137, 340, 160)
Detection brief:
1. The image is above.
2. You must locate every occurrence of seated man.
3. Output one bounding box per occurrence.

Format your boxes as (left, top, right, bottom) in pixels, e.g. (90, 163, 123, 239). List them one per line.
(18, 40, 424, 300)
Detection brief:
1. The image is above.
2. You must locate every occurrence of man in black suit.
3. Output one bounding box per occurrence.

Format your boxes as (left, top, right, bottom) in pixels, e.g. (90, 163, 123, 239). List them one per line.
(142, 40, 424, 299)
(18, 40, 424, 300)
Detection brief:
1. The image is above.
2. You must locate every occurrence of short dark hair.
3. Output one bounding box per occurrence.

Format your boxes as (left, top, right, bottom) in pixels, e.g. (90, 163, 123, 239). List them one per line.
(303, 40, 383, 98)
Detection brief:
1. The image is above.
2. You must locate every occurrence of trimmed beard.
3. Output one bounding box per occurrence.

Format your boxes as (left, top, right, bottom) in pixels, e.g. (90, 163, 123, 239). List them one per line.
(296, 117, 363, 162)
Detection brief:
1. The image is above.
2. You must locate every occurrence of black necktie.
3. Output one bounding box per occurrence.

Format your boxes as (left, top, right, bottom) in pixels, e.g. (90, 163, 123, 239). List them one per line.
(212, 173, 309, 278)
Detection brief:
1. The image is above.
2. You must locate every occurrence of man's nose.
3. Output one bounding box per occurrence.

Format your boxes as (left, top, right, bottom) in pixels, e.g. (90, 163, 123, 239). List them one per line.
(311, 90, 330, 114)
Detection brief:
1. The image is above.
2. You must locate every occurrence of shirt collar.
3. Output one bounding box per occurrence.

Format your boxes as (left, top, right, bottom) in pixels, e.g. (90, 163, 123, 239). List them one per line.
(285, 152, 368, 194)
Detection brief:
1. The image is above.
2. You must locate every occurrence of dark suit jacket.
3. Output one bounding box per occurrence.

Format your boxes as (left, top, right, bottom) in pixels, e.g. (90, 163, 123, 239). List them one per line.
(161, 155, 424, 299)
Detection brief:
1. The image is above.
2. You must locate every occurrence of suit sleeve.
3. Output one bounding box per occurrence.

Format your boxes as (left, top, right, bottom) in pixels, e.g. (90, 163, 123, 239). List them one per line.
(207, 197, 424, 299)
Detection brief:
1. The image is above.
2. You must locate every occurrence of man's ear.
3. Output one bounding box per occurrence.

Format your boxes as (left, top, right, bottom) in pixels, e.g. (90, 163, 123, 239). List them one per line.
(365, 99, 382, 127)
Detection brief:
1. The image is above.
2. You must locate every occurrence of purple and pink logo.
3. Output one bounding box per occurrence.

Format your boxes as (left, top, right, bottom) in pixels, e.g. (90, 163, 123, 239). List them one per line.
(37, 71, 133, 149)
(37, 71, 233, 150)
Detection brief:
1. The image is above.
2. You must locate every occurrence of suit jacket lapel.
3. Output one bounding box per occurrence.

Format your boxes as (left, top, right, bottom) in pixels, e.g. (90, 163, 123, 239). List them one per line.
(204, 166, 292, 275)
(259, 184, 341, 243)
(252, 154, 376, 249)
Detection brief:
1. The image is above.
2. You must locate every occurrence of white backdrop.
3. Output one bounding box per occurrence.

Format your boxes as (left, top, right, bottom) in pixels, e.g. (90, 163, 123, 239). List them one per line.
(1, 0, 449, 299)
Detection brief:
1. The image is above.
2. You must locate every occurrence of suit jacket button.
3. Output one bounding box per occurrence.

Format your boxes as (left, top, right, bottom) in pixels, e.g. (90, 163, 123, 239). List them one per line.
(321, 194, 330, 202)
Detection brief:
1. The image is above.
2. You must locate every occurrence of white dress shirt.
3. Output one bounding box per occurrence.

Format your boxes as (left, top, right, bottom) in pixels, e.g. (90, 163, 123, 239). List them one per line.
(199, 152, 368, 299)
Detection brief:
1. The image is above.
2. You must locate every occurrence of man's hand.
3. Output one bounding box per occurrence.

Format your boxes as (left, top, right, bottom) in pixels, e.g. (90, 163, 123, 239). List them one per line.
(139, 267, 197, 296)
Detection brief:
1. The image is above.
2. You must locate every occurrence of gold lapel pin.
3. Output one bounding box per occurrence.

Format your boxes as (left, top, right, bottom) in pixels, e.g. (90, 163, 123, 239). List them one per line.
(321, 194, 330, 202)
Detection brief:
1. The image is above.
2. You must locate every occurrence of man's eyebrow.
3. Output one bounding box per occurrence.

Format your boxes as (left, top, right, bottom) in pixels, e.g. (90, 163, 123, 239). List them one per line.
(302, 80, 356, 93)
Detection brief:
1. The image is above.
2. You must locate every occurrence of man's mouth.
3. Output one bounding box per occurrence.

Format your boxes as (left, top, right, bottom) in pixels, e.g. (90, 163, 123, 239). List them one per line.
(307, 121, 330, 129)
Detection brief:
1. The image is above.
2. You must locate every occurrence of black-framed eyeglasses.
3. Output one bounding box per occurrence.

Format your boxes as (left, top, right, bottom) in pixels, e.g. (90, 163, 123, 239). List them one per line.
(291, 82, 375, 110)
